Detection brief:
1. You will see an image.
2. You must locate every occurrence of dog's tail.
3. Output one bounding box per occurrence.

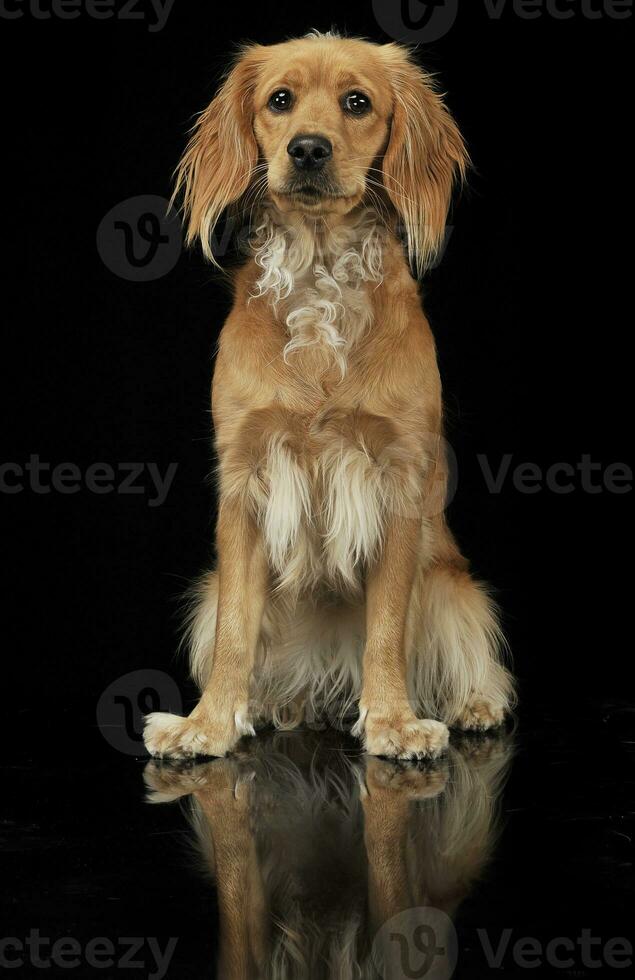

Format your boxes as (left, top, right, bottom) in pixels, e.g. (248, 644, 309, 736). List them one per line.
(408, 563, 516, 726)
(181, 569, 219, 691)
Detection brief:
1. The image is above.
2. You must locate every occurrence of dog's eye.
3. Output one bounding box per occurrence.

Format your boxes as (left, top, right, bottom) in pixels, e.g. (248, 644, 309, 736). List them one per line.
(343, 91, 372, 116)
(268, 89, 293, 112)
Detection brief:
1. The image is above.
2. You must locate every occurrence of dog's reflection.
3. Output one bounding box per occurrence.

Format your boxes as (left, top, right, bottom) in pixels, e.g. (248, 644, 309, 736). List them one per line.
(144, 731, 513, 979)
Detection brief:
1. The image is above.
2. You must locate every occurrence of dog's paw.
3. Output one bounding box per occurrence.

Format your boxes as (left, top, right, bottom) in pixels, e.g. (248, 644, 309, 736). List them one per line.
(453, 731, 512, 768)
(356, 708, 449, 760)
(143, 760, 213, 803)
(360, 755, 448, 801)
(143, 708, 254, 760)
(454, 698, 506, 732)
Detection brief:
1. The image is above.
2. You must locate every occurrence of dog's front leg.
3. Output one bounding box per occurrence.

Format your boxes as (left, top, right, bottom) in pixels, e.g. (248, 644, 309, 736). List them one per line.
(144, 497, 267, 758)
(355, 514, 449, 759)
(361, 756, 447, 934)
(145, 759, 269, 979)
(196, 762, 268, 980)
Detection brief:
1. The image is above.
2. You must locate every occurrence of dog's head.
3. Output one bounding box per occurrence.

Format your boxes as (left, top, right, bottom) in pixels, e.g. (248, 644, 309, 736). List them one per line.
(175, 33, 468, 275)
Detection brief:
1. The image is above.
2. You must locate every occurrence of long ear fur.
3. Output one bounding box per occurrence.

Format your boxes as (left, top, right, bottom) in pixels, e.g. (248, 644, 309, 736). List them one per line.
(172, 45, 266, 264)
(380, 45, 469, 277)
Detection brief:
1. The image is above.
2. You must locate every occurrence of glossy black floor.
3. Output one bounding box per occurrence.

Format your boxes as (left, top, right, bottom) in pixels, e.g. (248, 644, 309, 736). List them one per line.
(4, 698, 633, 979)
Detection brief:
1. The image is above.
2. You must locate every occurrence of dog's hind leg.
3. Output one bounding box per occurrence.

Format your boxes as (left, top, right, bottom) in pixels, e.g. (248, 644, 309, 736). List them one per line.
(407, 559, 516, 731)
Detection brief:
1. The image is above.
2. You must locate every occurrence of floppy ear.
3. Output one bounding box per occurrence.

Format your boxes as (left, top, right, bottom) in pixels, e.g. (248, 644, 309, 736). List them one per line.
(380, 45, 469, 277)
(172, 45, 266, 264)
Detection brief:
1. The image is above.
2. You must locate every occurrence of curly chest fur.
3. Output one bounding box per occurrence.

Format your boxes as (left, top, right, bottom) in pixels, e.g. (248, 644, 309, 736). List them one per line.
(250, 209, 384, 376)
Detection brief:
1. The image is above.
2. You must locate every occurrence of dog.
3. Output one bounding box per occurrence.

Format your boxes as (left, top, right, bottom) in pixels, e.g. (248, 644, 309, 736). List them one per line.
(144, 31, 515, 762)
(144, 730, 514, 978)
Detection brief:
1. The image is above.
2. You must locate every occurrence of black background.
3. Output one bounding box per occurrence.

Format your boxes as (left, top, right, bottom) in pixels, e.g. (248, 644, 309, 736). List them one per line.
(4, 1, 633, 749)
(3, 5, 634, 978)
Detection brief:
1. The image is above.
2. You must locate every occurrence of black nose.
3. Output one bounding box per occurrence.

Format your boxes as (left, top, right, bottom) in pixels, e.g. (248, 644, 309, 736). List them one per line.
(287, 134, 333, 171)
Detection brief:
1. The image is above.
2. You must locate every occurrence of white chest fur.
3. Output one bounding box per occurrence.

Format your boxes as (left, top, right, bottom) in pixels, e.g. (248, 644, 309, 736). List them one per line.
(250, 209, 385, 376)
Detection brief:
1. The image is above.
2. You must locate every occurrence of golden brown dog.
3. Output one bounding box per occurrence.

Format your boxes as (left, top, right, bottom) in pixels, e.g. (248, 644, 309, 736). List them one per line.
(144, 32, 515, 761)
